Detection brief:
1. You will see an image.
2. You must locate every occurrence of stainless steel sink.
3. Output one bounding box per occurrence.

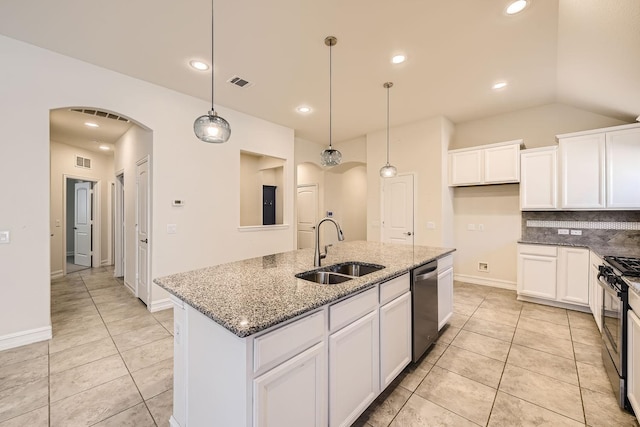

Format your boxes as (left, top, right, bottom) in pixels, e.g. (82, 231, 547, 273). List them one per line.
(296, 262, 385, 284)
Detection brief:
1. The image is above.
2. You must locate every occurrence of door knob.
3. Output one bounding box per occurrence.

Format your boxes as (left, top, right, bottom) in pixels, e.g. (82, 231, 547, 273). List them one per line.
(140, 239, 148, 243)
(404, 232, 413, 236)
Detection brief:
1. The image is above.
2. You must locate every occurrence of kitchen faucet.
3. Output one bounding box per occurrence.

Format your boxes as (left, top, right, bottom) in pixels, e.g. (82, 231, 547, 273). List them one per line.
(314, 217, 345, 267)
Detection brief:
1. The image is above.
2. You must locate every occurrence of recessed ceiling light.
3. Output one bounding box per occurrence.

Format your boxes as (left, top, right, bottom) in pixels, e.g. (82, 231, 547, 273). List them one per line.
(391, 55, 406, 64)
(296, 106, 312, 114)
(98, 144, 110, 151)
(506, 0, 528, 15)
(189, 60, 209, 71)
(84, 122, 99, 128)
(492, 81, 508, 90)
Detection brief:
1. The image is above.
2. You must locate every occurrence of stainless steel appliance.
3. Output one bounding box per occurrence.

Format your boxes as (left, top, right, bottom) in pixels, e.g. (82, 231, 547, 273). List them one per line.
(597, 255, 640, 410)
(411, 261, 438, 362)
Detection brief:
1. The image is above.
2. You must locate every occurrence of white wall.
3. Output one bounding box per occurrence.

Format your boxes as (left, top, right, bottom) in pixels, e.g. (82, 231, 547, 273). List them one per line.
(50, 141, 114, 276)
(450, 103, 627, 287)
(0, 35, 294, 348)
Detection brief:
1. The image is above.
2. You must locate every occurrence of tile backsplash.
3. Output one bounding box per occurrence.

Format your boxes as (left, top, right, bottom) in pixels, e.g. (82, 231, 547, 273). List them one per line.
(522, 211, 640, 247)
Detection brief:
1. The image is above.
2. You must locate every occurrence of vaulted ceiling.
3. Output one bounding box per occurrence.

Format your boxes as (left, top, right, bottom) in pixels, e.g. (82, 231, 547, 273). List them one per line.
(1, 0, 638, 144)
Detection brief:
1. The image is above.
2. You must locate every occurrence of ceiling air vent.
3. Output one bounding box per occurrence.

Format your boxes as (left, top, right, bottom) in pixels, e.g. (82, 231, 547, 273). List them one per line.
(75, 155, 92, 169)
(70, 108, 130, 123)
(227, 76, 254, 89)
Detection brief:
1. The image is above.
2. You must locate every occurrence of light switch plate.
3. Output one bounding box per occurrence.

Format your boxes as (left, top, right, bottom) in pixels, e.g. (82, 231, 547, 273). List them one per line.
(570, 229, 582, 236)
(167, 224, 177, 234)
(0, 230, 10, 244)
(558, 229, 569, 235)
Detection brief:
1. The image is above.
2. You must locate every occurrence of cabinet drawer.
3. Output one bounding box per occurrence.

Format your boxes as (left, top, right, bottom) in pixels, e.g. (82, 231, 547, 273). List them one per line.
(254, 310, 325, 374)
(330, 287, 378, 332)
(438, 255, 453, 271)
(380, 274, 410, 305)
(630, 288, 640, 313)
(518, 244, 557, 257)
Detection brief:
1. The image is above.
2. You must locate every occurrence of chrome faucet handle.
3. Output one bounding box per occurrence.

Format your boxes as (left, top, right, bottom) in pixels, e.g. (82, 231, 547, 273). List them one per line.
(324, 244, 333, 253)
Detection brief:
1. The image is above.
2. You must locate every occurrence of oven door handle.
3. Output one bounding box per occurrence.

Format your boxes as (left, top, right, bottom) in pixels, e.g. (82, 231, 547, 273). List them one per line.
(598, 277, 622, 299)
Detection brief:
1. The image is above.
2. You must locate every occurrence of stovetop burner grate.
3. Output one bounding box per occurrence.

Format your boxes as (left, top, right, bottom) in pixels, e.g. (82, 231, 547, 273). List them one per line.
(605, 256, 640, 276)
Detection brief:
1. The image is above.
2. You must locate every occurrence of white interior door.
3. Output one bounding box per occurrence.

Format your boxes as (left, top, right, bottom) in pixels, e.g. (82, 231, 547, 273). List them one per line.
(297, 184, 318, 249)
(382, 174, 414, 244)
(136, 160, 150, 305)
(74, 181, 92, 267)
(114, 173, 125, 277)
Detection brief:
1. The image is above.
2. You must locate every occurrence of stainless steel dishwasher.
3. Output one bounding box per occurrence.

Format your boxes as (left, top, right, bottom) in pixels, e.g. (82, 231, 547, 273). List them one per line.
(411, 260, 439, 362)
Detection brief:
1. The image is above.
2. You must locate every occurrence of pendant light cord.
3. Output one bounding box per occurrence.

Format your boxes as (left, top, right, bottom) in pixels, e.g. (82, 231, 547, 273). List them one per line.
(210, 0, 215, 112)
(329, 41, 333, 149)
(386, 85, 390, 164)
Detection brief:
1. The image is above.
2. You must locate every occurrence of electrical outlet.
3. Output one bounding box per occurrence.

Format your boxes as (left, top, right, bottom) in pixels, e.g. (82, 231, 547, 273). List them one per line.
(570, 229, 582, 236)
(558, 229, 569, 235)
(478, 262, 489, 272)
(167, 224, 177, 234)
(426, 221, 436, 229)
(0, 231, 9, 244)
(467, 223, 476, 231)
(477, 224, 484, 232)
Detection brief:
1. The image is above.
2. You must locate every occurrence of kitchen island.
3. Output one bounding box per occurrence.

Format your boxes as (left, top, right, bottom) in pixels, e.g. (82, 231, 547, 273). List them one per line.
(155, 241, 455, 427)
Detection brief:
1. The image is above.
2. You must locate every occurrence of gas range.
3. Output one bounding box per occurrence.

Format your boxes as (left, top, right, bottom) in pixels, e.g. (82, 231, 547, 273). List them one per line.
(605, 256, 640, 278)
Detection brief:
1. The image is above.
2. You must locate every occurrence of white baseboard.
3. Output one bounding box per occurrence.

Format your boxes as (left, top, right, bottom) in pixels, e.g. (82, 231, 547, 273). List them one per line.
(517, 295, 591, 312)
(124, 280, 135, 294)
(101, 259, 111, 267)
(454, 273, 516, 291)
(169, 415, 181, 427)
(51, 270, 64, 280)
(0, 326, 52, 352)
(150, 298, 173, 313)
(66, 251, 73, 257)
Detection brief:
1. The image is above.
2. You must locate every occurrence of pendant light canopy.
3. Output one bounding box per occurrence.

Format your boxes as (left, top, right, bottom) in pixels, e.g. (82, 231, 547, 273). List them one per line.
(380, 82, 397, 178)
(320, 36, 342, 167)
(193, 0, 231, 143)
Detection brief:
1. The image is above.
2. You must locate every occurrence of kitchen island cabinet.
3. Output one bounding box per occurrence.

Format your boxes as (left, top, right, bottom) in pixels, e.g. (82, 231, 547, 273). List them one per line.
(157, 241, 454, 427)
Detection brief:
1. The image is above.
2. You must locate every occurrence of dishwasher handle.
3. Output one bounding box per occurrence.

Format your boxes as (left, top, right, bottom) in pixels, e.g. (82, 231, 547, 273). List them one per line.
(414, 267, 438, 282)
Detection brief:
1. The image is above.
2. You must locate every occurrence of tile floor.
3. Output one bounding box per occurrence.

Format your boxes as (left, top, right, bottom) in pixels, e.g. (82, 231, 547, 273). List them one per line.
(1, 269, 639, 426)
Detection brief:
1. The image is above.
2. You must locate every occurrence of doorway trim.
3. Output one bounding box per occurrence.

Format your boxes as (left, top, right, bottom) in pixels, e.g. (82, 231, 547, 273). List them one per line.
(114, 171, 125, 278)
(62, 174, 101, 275)
(135, 156, 152, 307)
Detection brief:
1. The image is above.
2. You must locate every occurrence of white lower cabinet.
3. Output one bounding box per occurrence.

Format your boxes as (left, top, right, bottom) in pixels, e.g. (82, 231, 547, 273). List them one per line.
(253, 343, 326, 427)
(589, 252, 603, 332)
(379, 292, 411, 389)
(437, 255, 454, 330)
(628, 297, 640, 415)
(329, 310, 379, 427)
(557, 247, 590, 305)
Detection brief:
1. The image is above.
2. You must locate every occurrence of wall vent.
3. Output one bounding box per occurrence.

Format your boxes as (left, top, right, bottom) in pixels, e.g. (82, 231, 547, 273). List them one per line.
(70, 108, 130, 123)
(75, 155, 92, 169)
(227, 75, 254, 89)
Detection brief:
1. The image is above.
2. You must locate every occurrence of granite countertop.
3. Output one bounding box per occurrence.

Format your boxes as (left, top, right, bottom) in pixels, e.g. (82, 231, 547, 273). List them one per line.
(154, 241, 455, 338)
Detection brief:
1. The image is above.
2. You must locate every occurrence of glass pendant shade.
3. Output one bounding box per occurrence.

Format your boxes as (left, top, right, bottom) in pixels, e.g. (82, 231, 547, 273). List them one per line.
(194, 110, 231, 143)
(320, 148, 342, 167)
(380, 163, 397, 178)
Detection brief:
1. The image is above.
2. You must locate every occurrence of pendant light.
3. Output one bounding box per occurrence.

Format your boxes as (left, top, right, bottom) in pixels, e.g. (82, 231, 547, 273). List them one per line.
(193, 0, 231, 143)
(320, 36, 342, 167)
(380, 82, 397, 178)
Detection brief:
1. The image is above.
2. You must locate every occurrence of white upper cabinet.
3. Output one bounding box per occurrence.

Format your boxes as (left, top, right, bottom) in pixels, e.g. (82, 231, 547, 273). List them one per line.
(449, 140, 522, 186)
(520, 147, 558, 210)
(606, 127, 640, 209)
(557, 123, 640, 210)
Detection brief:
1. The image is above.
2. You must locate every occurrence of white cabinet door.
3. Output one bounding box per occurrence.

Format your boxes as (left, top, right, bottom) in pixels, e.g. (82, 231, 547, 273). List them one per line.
(559, 133, 606, 209)
(628, 309, 640, 415)
(379, 292, 411, 390)
(484, 143, 520, 183)
(329, 310, 379, 427)
(557, 247, 590, 306)
(517, 253, 557, 300)
(254, 342, 326, 427)
(590, 260, 603, 332)
(606, 128, 640, 209)
(437, 267, 454, 330)
(520, 147, 557, 210)
(449, 150, 482, 186)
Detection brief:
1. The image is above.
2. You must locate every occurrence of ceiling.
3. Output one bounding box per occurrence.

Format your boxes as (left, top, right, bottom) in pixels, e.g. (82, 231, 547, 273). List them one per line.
(1, 0, 639, 146)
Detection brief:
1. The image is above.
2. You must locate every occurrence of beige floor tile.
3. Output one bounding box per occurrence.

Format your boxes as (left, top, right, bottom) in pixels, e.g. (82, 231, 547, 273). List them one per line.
(48, 323, 110, 354)
(106, 313, 160, 336)
(451, 330, 511, 362)
(356, 383, 411, 427)
(51, 290, 91, 304)
(152, 308, 174, 323)
(516, 316, 572, 341)
(462, 317, 515, 343)
(131, 358, 173, 400)
(499, 364, 584, 423)
(0, 405, 48, 427)
(416, 366, 496, 426)
(423, 343, 448, 365)
(52, 314, 105, 337)
(571, 326, 601, 347)
(389, 394, 477, 427)
(454, 290, 486, 307)
(112, 323, 171, 352)
(453, 301, 478, 317)
(159, 318, 174, 335)
(436, 345, 505, 388)
(49, 337, 118, 375)
(50, 375, 142, 427)
(51, 305, 99, 325)
(0, 355, 48, 392)
(0, 342, 48, 367)
(82, 278, 121, 291)
(92, 402, 156, 427)
(478, 298, 522, 316)
(447, 313, 469, 329)
(99, 303, 150, 323)
(512, 328, 574, 360)
(520, 303, 569, 326)
(577, 361, 613, 394)
(50, 354, 129, 402)
(121, 336, 173, 372)
(488, 391, 583, 427)
(582, 388, 637, 427)
(573, 341, 603, 367)
(146, 388, 173, 427)
(0, 378, 48, 423)
(471, 306, 520, 328)
(396, 360, 433, 392)
(567, 309, 598, 331)
(506, 344, 579, 385)
(436, 325, 460, 344)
